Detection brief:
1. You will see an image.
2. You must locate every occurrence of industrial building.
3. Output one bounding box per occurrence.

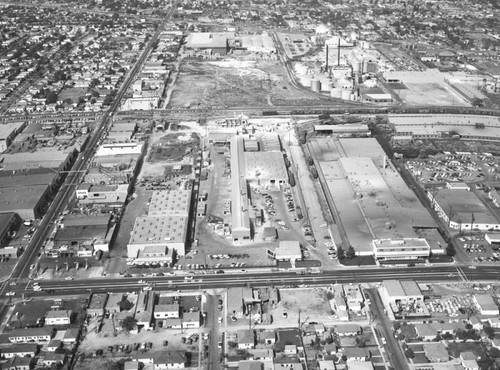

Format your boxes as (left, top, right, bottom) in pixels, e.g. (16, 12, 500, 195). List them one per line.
(53, 214, 115, 253)
(185, 33, 229, 55)
(311, 137, 437, 255)
(0, 121, 25, 153)
(372, 238, 431, 261)
(313, 124, 371, 137)
(148, 189, 192, 217)
(428, 188, 500, 231)
(388, 114, 500, 142)
(240, 32, 276, 54)
(379, 280, 423, 306)
(0, 212, 21, 249)
(0, 168, 60, 220)
(230, 136, 251, 242)
(128, 189, 192, 259)
(230, 135, 288, 242)
(127, 215, 188, 260)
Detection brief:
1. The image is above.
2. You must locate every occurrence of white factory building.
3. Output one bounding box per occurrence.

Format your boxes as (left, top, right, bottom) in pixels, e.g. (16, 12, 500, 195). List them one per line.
(127, 189, 192, 260)
(428, 189, 500, 231)
(230, 134, 288, 242)
(372, 238, 431, 261)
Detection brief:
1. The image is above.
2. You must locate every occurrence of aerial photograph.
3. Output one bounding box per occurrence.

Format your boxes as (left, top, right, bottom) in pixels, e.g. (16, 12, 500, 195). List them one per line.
(0, 0, 500, 369)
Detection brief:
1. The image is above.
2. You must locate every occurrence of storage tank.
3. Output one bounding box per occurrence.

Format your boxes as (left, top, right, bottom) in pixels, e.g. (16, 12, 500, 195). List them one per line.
(311, 79, 321, 92)
(321, 80, 332, 92)
(352, 60, 361, 74)
(331, 88, 343, 98)
(341, 89, 351, 100)
(300, 76, 312, 87)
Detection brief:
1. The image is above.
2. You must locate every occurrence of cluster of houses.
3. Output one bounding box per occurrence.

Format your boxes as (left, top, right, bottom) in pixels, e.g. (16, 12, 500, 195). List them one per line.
(0, 299, 79, 369)
(88, 291, 203, 333)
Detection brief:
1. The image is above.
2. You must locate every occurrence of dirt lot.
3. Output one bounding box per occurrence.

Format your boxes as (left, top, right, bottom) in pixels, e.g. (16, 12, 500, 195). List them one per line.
(168, 56, 324, 109)
(273, 288, 332, 326)
(396, 82, 469, 106)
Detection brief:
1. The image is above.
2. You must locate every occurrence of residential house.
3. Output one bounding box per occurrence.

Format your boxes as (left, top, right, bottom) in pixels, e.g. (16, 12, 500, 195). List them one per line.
(460, 352, 479, 370)
(423, 342, 449, 362)
(154, 303, 180, 319)
(41, 352, 66, 367)
(45, 310, 72, 326)
(317, 360, 335, 370)
(164, 318, 182, 329)
(153, 351, 186, 369)
(4, 356, 34, 370)
(258, 331, 276, 345)
(284, 345, 297, 355)
(62, 328, 79, 344)
(237, 330, 255, 349)
(335, 324, 361, 337)
(2, 343, 38, 358)
(323, 344, 337, 356)
(247, 349, 274, 361)
(132, 352, 154, 364)
(344, 347, 369, 362)
(124, 361, 140, 370)
(415, 323, 438, 341)
(8, 327, 53, 343)
(182, 312, 200, 329)
(46, 339, 62, 352)
(239, 361, 263, 370)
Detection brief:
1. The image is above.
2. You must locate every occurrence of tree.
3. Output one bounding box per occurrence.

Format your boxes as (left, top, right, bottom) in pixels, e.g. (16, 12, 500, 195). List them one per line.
(118, 299, 134, 311)
(346, 246, 356, 259)
(120, 316, 137, 332)
(483, 325, 495, 339)
(405, 348, 415, 359)
(446, 243, 456, 257)
(489, 347, 500, 358)
(337, 246, 346, 260)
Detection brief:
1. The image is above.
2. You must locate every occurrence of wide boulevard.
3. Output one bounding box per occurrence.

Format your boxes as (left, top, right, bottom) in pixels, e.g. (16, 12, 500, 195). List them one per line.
(4, 265, 498, 297)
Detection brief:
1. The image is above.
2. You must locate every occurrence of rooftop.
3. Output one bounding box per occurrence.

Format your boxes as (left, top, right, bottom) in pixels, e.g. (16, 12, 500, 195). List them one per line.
(244, 151, 288, 181)
(128, 215, 188, 245)
(148, 189, 191, 217)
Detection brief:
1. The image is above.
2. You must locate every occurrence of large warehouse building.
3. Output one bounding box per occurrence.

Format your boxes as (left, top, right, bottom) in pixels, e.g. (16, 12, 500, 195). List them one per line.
(311, 137, 438, 256)
(127, 189, 192, 259)
(185, 33, 229, 55)
(0, 168, 59, 220)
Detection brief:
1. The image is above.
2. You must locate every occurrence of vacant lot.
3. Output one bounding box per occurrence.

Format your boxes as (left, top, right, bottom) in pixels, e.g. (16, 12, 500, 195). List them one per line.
(273, 288, 331, 326)
(168, 56, 324, 109)
(396, 82, 469, 106)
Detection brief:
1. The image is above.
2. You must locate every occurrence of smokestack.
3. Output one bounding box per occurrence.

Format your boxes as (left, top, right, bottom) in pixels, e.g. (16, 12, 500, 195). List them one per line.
(325, 45, 329, 73)
(338, 37, 341, 66)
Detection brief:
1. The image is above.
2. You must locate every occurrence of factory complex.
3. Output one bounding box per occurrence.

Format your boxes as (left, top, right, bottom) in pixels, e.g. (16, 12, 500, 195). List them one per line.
(308, 137, 445, 259)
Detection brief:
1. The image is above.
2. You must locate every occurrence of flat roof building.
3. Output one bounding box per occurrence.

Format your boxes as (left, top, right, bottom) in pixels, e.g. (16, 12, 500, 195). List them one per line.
(380, 280, 423, 306)
(273, 241, 302, 262)
(186, 32, 229, 55)
(127, 215, 188, 258)
(148, 189, 191, 217)
(429, 189, 500, 231)
(244, 152, 288, 186)
(473, 294, 498, 316)
(230, 136, 251, 242)
(373, 238, 431, 261)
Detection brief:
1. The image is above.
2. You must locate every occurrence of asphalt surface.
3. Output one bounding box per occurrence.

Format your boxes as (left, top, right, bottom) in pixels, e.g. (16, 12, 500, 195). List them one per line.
(7, 265, 499, 297)
(367, 288, 408, 370)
